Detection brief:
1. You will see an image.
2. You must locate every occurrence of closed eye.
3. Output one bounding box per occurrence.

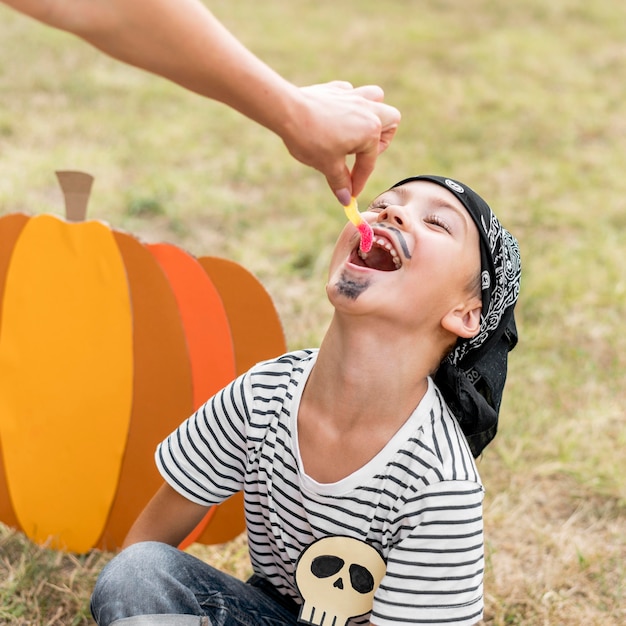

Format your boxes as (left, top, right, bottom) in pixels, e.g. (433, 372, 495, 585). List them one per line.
(367, 200, 388, 213)
(425, 213, 452, 233)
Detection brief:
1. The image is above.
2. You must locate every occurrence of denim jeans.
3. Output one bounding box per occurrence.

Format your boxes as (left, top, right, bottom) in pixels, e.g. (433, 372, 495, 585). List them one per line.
(90, 542, 301, 626)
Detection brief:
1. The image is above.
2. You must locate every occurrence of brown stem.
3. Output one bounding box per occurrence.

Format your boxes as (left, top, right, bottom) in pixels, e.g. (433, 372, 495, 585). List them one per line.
(55, 171, 94, 222)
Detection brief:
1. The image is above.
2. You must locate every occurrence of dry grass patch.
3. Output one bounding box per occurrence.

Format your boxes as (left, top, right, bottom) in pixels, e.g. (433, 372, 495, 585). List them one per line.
(0, 524, 111, 626)
(483, 472, 625, 625)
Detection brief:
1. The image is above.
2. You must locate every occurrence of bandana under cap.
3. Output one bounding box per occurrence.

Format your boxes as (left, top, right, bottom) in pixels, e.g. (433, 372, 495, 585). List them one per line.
(390, 175, 522, 457)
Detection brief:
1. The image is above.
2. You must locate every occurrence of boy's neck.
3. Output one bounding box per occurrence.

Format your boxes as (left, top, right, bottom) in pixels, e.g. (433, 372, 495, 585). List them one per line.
(297, 318, 433, 483)
(304, 315, 435, 428)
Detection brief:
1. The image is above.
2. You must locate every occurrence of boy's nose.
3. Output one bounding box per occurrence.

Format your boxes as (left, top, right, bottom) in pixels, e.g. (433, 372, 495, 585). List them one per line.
(376, 205, 405, 228)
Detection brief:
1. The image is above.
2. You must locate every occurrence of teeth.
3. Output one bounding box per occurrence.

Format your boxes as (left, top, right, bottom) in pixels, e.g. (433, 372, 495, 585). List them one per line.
(377, 238, 402, 268)
(357, 238, 402, 268)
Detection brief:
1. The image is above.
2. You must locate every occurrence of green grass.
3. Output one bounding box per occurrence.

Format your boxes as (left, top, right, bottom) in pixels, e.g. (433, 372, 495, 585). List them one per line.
(1, 0, 625, 624)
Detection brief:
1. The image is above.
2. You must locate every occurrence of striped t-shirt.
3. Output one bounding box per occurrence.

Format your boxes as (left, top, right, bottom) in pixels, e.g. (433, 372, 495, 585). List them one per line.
(156, 349, 485, 626)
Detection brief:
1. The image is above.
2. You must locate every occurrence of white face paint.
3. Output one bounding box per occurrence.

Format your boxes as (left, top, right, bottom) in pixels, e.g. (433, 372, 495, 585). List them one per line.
(295, 536, 386, 626)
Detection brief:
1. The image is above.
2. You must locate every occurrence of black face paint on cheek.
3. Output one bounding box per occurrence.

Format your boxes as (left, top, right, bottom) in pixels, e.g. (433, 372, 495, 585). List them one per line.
(380, 225, 412, 259)
(336, 271, 371, 300)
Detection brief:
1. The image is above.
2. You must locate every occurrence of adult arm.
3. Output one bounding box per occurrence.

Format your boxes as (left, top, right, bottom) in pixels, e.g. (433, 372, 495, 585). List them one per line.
(122, 482, 209, 548)
(2, 0, 400, 201)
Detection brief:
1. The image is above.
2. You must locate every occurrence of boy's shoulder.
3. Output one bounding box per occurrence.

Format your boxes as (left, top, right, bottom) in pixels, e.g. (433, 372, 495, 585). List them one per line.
(250, 348, 318, 376)
(240, 349, 318, 403)
(407, 379, 482, 486)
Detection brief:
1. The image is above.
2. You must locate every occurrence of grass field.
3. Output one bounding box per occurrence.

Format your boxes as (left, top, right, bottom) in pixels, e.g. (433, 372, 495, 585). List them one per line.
(1, 0, 625, 624)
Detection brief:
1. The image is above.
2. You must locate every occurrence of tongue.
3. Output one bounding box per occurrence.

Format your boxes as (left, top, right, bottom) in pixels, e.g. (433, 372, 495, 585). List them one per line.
(363, 247, 397, 271)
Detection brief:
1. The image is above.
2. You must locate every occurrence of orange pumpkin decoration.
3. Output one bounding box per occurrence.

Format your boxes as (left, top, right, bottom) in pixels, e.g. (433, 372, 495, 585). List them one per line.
(0, 172, 286, 553)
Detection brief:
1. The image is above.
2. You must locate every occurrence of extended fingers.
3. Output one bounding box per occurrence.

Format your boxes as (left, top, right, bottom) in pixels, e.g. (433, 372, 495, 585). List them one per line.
(303, 80, 354, 93)
(378, 121, 399, 153)
(291, 81, 401, 203)
(325, 80, 355, 90)
(350, 85, 402, 135)
(350, 147, 378, 199)
(370, 99, 401, 133)
(343, 110, 399, 199)
(351, 84, 385, 102)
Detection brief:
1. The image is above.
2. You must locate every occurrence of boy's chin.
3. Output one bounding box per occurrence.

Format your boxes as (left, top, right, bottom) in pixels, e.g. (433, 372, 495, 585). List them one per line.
(326, 271, 372, 303)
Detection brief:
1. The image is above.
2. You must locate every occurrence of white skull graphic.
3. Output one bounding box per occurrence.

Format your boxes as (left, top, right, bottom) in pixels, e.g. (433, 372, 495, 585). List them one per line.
(295, 536, 386, 626)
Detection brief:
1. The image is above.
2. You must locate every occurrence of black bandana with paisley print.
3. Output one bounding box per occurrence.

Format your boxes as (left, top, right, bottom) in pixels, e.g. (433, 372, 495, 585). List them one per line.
(391, 175, 522, 457)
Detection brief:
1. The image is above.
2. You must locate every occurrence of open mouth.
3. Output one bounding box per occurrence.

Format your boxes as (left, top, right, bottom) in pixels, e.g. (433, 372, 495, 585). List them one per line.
(350, 233, 402, 271)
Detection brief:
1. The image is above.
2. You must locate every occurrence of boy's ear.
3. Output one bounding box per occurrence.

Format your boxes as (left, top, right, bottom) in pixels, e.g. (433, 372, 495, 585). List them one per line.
(441, 298, 482, 339)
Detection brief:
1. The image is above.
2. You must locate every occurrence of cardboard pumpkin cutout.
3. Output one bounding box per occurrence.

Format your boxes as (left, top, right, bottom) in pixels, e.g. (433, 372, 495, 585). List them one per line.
(0, 172, 286, 553)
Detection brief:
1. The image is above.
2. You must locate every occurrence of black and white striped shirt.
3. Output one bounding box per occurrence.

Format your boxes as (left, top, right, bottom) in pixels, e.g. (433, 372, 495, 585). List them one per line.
(157, 350, 484, 625)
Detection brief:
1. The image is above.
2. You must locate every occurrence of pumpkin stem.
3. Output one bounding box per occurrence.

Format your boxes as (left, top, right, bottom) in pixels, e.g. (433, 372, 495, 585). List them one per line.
(55, 171, 94, 222)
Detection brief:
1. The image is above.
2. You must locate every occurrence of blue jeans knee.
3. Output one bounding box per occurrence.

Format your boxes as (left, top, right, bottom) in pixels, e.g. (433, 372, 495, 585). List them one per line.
(90, 541, 300, 626)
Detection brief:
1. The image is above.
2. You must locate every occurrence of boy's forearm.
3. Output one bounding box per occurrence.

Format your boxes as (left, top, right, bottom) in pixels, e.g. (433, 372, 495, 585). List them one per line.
(122, 482, 209, 549)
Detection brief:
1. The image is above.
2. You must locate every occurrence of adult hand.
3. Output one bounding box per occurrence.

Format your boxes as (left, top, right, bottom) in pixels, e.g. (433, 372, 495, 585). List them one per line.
(2, 2, 401, 204)
(281, 81, 401, 205)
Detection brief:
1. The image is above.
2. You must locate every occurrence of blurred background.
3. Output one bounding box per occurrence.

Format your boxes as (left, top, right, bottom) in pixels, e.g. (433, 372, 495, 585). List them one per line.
(0, 1, 624, 624)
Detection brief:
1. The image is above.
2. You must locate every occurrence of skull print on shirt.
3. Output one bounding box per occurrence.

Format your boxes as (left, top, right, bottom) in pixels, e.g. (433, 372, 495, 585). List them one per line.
(295, 536, 386, 626)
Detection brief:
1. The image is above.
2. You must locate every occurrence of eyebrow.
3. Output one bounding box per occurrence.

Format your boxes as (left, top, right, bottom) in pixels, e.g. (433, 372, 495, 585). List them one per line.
(427, 196, 471, 233)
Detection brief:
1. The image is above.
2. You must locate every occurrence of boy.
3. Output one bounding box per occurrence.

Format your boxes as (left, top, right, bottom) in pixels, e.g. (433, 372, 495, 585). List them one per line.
(91, 175, 521, 626)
